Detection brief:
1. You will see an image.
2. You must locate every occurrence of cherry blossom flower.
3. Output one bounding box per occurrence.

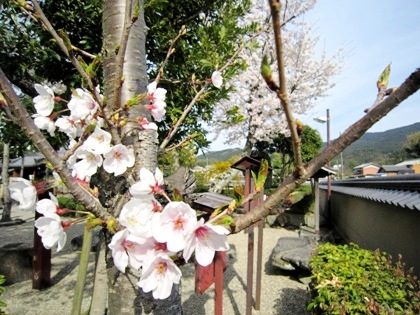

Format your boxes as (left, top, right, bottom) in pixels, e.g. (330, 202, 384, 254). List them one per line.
(68, 88, 99, 120)
(55, 116, 79, 139)
(33, 84, 55, 116)
(119, 198, 155, 237)
(72, 148, 103, 177)
(34, 213, 67, 252)
(145, 81, 167, 122)
(108, 229, 148, 272)
(103, 144, 135, 176)
(36, 193, 59, 217)
(144, 101, 166, 122)
(152, 201, 197, 252)
(130, 168, 164, 198)
(83, 127, 112, 154)
(137, 252, 182, 300)
(9, 177, 37, 211)
(138, 117, 158, 131)
(33, 114, 56, 136)
(146, 82, 167, 104)
(211, 71, 223, 88)
(183, 218, 230, 266)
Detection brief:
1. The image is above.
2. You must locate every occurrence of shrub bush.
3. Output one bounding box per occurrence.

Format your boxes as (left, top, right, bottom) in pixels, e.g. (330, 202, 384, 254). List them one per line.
(308, 243, 420, 314)
(0, 275, 6, 314)
(57, 195, 86, 216)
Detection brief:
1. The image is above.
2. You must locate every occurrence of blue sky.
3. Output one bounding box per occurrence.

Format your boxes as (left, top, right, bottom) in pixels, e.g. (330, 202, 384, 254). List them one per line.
(209, 0, 420, 150)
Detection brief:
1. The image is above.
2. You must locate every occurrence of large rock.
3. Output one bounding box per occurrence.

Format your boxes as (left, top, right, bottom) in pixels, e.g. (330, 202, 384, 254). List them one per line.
(0, 243, 33, 284)
(269, 236, 316, 271)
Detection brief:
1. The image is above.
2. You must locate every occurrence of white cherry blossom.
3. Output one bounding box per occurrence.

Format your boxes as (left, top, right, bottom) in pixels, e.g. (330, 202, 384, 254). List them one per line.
(83, 127, 112, 154)
(72, 148, 103, 177)
(183, 218, 230, 266)
(152, 201, 197, 252)
(145, 81, 167, 122)
(137, 252, 182, 300)
(108, 229, 148, 272)
(211, 71, 223, 88)
(36, 193, 59, 217)
(119, 198, 155, 237)
(55, 116, 78, 139)
(68, 88, 99, 120)
(33, 84, 55, 116)
(34, 213, 67, 252)
(103, 144, 135, 176)
(33, 114, 56, 136)
(9, 177, 37, 211)
(130, 168, 164, 198)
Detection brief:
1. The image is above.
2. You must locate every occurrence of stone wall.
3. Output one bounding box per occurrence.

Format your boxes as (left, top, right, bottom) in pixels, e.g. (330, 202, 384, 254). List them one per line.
(319, 179, 420, 277)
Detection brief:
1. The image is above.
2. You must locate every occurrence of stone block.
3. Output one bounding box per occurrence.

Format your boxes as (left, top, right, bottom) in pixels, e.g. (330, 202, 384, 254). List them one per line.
(0, 243, 33, 285)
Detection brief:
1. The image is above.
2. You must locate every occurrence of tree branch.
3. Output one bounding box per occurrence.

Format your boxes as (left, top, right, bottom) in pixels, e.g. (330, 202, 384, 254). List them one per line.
(234, 67, 420, 233)
(155, 25, 186, 84)
(0, 67, 113, 223)
(269, 0, 303, 175)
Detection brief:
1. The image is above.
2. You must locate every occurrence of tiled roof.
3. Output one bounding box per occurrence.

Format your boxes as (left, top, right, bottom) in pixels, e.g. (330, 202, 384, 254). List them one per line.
(320, 175, 420, 210)
(327, 186, 420, 210)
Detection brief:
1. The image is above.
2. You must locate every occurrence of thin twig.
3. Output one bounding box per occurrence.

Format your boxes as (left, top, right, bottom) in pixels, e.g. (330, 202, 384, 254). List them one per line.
(164, 133, 200, 152)
(159, 84, 209, 150)
(155, 25, 186, 84)
(159, 30, 266, 151)
(30, 0, 120, 143)
(269, 0, 303, 175)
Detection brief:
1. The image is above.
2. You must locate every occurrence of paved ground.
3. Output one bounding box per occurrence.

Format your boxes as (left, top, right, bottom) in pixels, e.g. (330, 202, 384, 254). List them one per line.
(0, 207, 311, 314)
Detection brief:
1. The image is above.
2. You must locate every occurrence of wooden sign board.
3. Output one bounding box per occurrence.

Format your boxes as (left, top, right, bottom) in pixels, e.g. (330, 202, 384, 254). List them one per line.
(195, 251, 227, 294)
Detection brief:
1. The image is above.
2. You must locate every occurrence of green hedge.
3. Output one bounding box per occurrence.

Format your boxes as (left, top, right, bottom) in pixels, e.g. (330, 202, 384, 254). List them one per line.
(308, 243, 420, 314)
(0, 275, 6, 314)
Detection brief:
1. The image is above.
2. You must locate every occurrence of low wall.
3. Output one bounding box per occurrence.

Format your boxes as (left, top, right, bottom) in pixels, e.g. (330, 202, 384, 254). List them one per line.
(319, 175, 420, 277)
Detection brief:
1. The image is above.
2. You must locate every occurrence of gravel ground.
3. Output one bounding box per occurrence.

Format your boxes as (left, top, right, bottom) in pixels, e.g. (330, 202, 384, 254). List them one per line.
(1, 208, 311, 315)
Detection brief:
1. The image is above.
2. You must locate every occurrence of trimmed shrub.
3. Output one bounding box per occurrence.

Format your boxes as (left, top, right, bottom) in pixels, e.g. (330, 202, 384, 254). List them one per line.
(308, 243, 420, 314)
(0, 275, 6, 314)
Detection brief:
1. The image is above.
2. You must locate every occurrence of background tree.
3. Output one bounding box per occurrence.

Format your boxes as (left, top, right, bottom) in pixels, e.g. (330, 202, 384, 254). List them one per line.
(211, 0, 344, 153)
(402, 131, 420, 158)
(254, 125, 322, 184)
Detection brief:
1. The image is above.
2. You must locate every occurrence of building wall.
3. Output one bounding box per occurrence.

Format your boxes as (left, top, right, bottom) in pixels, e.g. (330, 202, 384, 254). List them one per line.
(362, 166, 379, 175)
(319, 188, 420, 277)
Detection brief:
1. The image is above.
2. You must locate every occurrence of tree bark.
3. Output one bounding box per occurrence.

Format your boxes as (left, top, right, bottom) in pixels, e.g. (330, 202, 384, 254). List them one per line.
(1, 142, 12, 222)
(102, 1, 178, 313)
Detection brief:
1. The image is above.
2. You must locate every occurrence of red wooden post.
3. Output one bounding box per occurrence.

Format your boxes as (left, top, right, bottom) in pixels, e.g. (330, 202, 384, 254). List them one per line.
(244, 167, 254, 315)
(33, 211, 51, 289)
(255, 202, 263, 310)
(231, 156, 268, 314)
(214, 251, 224, 315)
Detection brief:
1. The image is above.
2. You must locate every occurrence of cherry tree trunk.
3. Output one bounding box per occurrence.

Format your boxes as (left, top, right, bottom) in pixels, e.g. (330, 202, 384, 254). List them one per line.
(102, 1, 181, 313)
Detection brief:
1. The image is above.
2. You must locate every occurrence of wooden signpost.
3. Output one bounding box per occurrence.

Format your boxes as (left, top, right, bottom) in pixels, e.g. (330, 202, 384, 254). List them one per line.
(192, 156, 268, 314)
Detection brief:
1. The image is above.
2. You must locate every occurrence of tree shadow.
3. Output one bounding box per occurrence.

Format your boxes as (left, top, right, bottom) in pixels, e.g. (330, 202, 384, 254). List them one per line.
(272, 287, 311, 315)
(50, 255, 80, 285)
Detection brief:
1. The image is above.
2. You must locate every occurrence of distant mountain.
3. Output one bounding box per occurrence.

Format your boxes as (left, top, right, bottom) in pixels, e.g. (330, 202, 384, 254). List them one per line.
(197, 123, 420, 168)
(339, 122, 420, 169)
(197, 147, 243, 164)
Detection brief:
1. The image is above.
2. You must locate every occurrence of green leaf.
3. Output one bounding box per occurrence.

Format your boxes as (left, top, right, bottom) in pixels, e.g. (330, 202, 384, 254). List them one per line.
(219, 26, 226, 40)
(212, 214, 235, 230)
(255, 159, 269, 191)
(377, 62, 391, 89)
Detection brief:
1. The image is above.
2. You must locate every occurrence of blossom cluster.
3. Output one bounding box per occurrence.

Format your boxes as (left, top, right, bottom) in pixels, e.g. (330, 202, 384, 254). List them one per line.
(9, 72, 227, 299)
(109, 168, 229, 299)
